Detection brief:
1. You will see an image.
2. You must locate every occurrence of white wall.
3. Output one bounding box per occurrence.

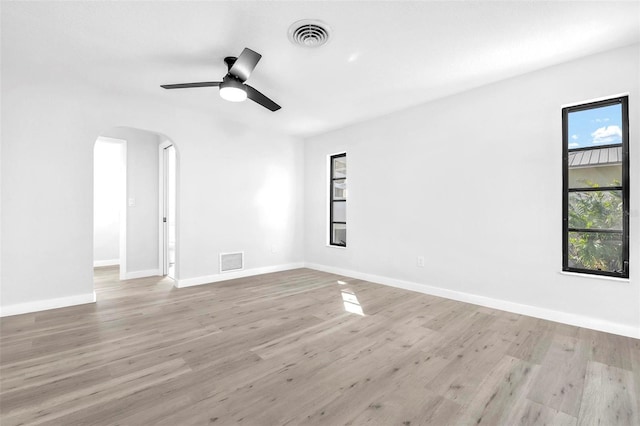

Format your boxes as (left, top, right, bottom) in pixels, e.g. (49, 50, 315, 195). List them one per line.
(304, 44, 640, 337)
(93, 139, 124, 265)
(1, 69, 304, 314)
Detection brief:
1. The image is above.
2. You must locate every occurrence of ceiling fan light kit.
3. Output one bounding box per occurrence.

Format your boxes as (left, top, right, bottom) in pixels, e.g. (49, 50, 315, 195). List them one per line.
(160, 47, 280, 111)
(219, 78, 247, 102)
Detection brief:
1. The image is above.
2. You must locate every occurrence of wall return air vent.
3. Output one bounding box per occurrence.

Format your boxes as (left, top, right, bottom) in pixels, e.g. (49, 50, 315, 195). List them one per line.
(288, 19, 331, 48)
(220, 252, 244, 273)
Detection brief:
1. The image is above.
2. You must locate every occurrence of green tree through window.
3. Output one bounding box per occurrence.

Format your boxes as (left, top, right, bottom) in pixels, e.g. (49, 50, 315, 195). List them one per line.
(567, 181, 623, 272)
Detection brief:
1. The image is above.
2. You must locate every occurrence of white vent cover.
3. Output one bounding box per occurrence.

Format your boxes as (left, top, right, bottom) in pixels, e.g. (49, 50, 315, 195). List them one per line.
(288, 19, 331, 48)
(220, 252, 244, 273)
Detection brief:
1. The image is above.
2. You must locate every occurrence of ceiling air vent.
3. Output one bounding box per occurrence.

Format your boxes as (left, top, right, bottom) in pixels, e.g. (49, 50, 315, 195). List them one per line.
(288, 20, 331, 48)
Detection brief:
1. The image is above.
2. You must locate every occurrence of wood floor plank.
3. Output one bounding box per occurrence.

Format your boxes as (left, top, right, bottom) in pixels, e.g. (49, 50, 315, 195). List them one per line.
(459, 355, 539, 425)
(577, 361, 638, 426)
(631, 339, 640, 410)
(426, 329, 512, 406)
(506, 317, 555, 364)
(2, 358, 191, 426)
(504, 399, 577, 426)
(579, 328, 634, 371)
(288, 349, 456, 425)
(0, 266, 638, 425)
(345, 383, 461, 426)
(526, 333, 589, 417)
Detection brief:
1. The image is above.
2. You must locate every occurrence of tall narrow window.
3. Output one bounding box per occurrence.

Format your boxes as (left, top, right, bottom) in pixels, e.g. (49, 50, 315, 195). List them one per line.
(330, 153, 347, 246)
(562, 96, 629, 278)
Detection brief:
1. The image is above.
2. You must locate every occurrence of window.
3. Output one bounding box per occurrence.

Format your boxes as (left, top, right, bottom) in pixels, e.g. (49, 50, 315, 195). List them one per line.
(329, 153, 347, 246)
(562, 96, 629, 278)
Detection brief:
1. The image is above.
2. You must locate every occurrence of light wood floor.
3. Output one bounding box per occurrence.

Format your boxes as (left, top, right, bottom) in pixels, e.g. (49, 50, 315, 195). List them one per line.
(1, 267, 638, 425)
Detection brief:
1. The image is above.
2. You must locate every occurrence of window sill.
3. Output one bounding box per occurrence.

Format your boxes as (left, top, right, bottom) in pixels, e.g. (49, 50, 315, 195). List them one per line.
(559, 271, 629, 283)
(326, 244, 347, 250)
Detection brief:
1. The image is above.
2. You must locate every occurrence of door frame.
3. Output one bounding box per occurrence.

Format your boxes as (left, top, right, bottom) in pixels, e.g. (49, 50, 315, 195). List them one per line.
(158, 140, 177, 279)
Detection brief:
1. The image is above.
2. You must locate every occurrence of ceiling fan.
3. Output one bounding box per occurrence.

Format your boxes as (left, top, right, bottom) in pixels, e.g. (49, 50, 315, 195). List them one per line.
(161, 48, 281, 111)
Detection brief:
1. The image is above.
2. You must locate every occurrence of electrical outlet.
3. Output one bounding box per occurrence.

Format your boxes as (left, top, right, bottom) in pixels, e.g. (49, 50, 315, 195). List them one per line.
(417, 256, 425, 267)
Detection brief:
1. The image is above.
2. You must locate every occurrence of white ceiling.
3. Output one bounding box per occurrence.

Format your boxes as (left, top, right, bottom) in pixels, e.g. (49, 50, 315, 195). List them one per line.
(3, 1, 639, 138)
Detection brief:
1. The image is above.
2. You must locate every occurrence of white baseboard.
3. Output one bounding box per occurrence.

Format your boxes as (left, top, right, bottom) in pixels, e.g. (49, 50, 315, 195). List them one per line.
(122, 269, 161, 280)
(93, 259, 119, 267)
(304, 263, 640, 339)
(176, 263, 305, 288)
(0, 292, 97, 317)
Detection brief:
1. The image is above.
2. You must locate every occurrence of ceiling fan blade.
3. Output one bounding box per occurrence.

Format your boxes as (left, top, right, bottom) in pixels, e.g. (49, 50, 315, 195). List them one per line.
(229, 48, 262, 82)
(160, 81, 221, 89)
(246, 85, 281, 111)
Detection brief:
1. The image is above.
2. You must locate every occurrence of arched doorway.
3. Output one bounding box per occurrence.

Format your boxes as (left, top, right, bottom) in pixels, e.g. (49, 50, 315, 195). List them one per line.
(93, 127, 179, 286)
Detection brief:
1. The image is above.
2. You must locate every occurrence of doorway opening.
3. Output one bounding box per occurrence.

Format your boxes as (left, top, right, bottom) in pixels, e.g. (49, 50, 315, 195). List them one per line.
(160, 142, 177, 279)
(93, 137, 127, 280)
(93, 127, 179, 292)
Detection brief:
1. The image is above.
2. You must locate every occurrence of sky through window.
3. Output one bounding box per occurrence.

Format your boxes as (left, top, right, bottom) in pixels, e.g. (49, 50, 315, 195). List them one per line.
(567, 104, 622, 149)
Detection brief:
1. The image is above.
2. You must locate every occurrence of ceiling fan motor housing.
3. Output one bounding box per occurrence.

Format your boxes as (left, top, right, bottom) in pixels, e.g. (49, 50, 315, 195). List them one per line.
(224, 56, 237, 71)
(221, 76, 243, 89)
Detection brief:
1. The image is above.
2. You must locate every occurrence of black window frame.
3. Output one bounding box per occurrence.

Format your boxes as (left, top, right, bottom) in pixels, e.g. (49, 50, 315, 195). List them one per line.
(329, 153, 347, 247)
(562, 96, 629, 278)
